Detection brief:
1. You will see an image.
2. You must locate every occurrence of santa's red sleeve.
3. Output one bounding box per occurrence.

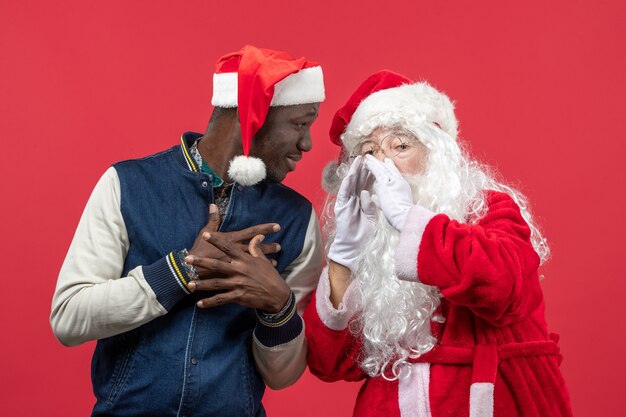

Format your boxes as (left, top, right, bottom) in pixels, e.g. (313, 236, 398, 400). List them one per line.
(395, 191, 543, 326)
(303, 267, 366, 382)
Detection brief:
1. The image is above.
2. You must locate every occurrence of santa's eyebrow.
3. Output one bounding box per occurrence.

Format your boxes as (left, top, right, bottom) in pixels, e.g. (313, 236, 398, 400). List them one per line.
(357, 138, 378, 145)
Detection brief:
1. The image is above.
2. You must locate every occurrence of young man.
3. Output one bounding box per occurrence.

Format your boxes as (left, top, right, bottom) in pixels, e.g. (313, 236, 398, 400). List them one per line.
(51, 45, 325, 417)
(305, 71, 572, 417)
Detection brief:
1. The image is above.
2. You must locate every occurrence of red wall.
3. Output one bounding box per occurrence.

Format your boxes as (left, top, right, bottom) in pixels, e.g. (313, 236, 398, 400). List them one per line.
(1, 1, 625, 416)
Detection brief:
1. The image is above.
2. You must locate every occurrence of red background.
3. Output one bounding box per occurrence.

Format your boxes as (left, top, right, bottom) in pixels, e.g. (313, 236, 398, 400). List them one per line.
(1, 1, 625, 416)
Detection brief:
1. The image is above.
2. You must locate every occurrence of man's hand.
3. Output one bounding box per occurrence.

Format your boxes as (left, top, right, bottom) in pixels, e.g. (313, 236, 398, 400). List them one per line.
(188, 204, 281, 278)
(186, 232, 291, 313)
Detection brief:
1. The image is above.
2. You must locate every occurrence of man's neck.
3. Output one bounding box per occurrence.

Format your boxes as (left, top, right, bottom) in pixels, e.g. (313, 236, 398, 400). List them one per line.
(198, 116, 242, 181)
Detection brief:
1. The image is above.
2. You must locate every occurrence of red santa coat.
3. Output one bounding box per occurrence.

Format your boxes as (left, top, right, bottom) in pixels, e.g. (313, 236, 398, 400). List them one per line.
(304, 191, 573, 417)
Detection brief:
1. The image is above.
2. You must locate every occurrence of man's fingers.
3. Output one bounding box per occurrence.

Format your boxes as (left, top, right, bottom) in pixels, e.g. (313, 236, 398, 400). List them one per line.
(202, 232, 246, 260)
(260, 242, 281, 255)
(249, 234, 268, 259)
(230, 223, 281, 242)
(188, 277, 238, 292)
(186, 254, 238, 274)
(234, 241, 281, 255)
(195, 290, 241, 309)
(207, 204, 221, 232)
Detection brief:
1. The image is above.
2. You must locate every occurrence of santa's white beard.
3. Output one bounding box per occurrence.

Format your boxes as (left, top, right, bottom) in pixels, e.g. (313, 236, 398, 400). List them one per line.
(351, 210, 442, 380)
(404, 172, 430, 206)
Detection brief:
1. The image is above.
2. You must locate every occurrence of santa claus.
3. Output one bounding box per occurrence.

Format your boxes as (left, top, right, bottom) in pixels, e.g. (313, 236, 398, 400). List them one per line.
(304, 70, 573, 417)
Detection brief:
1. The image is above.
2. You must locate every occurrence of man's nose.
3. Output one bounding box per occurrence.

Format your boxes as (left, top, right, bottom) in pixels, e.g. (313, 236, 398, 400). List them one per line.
(298, 131, 313, 152)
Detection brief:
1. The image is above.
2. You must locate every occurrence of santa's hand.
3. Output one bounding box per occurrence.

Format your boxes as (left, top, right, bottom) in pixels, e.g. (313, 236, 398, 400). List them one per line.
(328, 156, 376, 270)
(364, 155, 414, 231)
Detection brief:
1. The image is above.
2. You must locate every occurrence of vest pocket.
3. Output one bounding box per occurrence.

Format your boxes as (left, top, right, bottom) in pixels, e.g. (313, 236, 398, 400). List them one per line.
(240, 338, 266, 417)
(105, 331, 138, 406)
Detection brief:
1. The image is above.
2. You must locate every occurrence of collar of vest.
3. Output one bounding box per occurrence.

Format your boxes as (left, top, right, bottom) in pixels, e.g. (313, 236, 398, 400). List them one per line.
(178, 132, 203, 172)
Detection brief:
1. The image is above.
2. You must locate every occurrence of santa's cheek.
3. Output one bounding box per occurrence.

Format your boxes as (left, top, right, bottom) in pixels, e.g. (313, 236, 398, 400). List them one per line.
(397, 156, 427, 175)
(396, 161, 416, 174)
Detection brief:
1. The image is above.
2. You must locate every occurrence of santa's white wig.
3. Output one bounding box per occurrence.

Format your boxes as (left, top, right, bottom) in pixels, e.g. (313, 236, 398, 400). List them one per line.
(322, 77, 549, 380)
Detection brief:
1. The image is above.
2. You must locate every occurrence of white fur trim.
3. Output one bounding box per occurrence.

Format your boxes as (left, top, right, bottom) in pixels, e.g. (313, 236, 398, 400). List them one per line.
(345, 82, 458, 142)
(398, 363, 432, 417)
(315, 266, 359, 331)
(211, 72, 239, 108)
(470, 382, 494, 417)
(227, 155, 266, 186)
(273, 66, 325, 106)
(395, 205, 436, 282)
(211, 66, 325, 107)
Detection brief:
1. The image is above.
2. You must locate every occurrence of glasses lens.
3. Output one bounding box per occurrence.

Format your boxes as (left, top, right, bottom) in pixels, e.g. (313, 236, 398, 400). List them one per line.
(382, 134, 414, 158)
(351, 132, 419, 159)
(351, 141, 379, 158)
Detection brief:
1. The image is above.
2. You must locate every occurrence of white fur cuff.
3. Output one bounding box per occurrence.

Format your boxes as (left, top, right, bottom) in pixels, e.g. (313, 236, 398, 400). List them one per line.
(395, 205, 436, 282)
(315, 266, 359, 331)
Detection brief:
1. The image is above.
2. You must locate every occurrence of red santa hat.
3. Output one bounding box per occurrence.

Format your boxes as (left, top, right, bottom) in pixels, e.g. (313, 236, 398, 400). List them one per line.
(322, 70, 457, 193)
(328, 70, 413, 147)
(332, 70, 457, 151)
(211, 45, 325, 186)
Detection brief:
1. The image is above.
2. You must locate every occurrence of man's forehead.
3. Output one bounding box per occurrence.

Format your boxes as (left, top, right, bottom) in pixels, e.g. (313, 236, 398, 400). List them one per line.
(300, 104, 320, 116)
(271, 103, 319, 118)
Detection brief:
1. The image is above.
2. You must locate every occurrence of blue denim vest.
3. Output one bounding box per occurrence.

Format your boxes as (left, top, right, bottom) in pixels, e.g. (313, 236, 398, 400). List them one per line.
(90, 133, 312, 417)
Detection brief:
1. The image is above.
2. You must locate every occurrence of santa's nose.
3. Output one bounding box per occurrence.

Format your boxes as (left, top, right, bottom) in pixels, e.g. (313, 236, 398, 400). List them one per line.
(374, 149, 386, 160)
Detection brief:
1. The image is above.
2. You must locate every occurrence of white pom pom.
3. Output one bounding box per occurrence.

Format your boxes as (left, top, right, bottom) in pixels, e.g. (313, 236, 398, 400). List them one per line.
(321, 160, 342, 194)
(228, 155, 266, 186)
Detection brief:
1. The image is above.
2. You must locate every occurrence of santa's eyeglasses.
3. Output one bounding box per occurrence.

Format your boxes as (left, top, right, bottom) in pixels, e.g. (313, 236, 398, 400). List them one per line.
(349, 131, 421, 160)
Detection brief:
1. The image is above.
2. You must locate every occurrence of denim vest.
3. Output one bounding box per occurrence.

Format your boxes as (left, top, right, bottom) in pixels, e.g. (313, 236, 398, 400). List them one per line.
(90, 133, 312, 417)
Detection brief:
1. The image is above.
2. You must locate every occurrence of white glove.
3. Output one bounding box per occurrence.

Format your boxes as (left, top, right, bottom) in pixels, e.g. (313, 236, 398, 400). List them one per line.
(363, 155, 414, 231)
(328, 156, 378, 270)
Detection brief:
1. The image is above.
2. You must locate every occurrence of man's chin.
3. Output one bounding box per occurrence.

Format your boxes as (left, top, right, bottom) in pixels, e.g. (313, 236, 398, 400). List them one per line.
(265, 170, 287, 183)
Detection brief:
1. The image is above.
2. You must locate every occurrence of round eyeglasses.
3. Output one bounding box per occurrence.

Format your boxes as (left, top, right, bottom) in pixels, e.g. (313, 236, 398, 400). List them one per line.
(349, 131, 421, 160)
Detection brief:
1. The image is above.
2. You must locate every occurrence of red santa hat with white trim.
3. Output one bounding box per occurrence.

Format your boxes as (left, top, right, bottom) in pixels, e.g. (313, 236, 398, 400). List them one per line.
(211, 45, 325, 186)
(323, 70, 457, 192)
